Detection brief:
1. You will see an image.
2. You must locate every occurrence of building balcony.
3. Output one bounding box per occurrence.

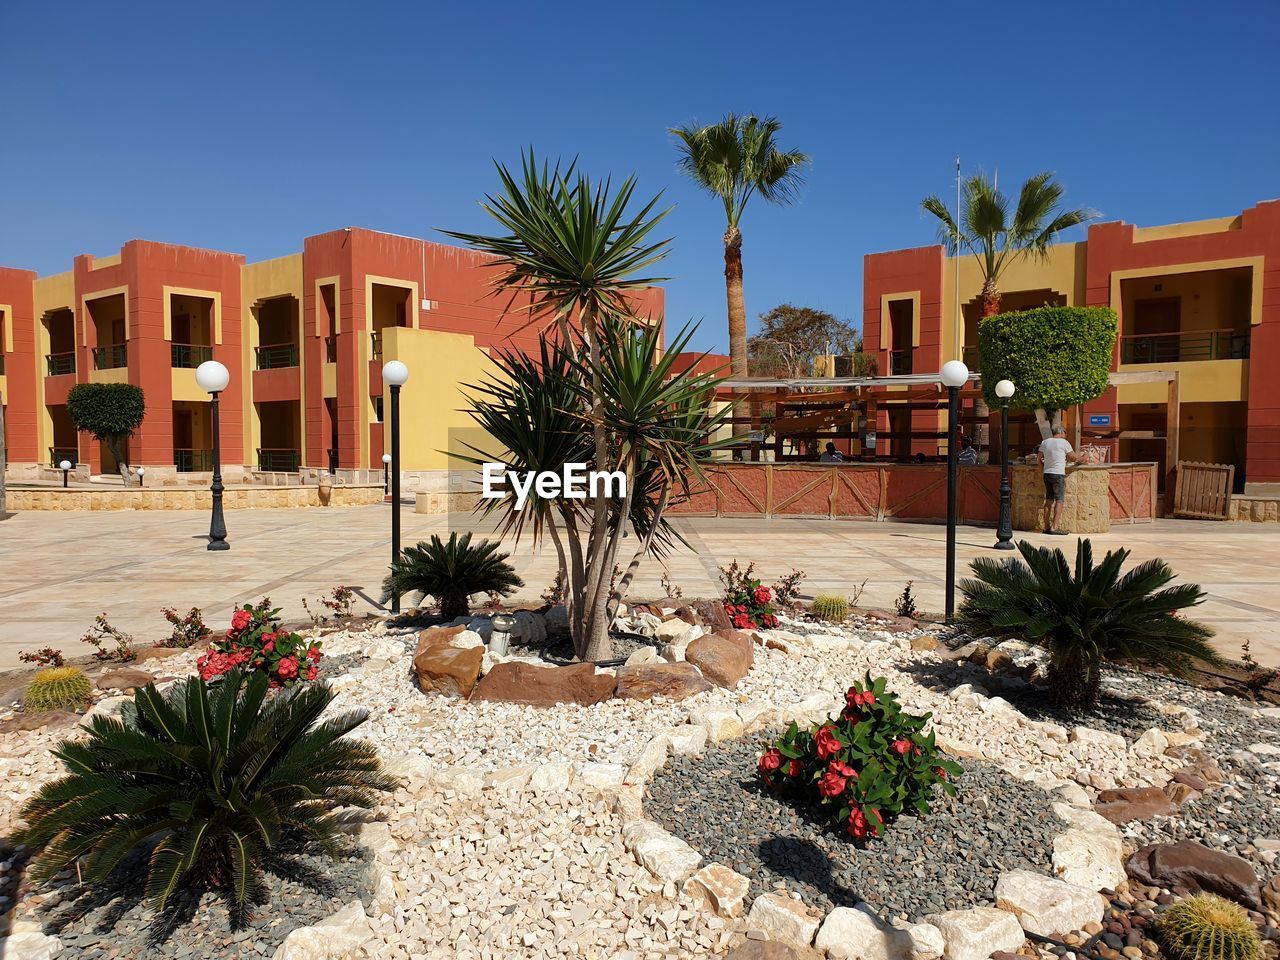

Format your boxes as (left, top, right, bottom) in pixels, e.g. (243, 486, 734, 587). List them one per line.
(49, 446, 77, 467)
(46, 352, 76, 376)
(1119, 328, 1249, 365)
(257, 447, 300, 472)
(888, 349, 913, 376)
(174, 448, 213, 472)
(255, 342, 299, 370)
(171, 343, 213, 369)
(92, 343, 128, 370)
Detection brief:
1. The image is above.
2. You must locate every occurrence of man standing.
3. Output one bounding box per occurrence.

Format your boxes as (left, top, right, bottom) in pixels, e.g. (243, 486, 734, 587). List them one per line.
(819, 441, 844, 463)
(1040, 426, 1079, 535)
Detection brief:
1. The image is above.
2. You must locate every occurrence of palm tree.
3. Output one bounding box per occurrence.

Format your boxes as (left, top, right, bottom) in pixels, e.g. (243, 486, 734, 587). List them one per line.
(670, 115, 809, 391)
(383, 532, 523, 619)
(957, 539, 1222, 711)
(922, 171, 1096, 317)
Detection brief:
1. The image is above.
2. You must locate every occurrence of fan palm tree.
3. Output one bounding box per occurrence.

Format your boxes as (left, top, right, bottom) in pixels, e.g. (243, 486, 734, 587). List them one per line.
(670, 115, 809, 391)
(383, 532, 523, 619)
(922, 171, 1096, 317)
(19, 670, 396, 918)
(957, 539, 1222, 711)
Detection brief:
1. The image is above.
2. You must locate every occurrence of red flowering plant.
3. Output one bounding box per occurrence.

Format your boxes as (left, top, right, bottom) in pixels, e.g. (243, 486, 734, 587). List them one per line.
(197, 598, 323, 688)
(718, 560, 780, 630)
(758, 674, 962, 841)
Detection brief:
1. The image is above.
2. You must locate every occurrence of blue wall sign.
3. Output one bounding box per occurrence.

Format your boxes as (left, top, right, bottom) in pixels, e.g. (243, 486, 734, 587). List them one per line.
(1088, 414, 1112, 427)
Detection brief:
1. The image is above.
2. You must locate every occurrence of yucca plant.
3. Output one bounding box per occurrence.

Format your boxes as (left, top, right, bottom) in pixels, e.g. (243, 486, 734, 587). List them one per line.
(382, 531, 523, 619)
(1157, 893, 1262, 960)
(958, 538, 1222, 711)
(19, 669, 397, 917)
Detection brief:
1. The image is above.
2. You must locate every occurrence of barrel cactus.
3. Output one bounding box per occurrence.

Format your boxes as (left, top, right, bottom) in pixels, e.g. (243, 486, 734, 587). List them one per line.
(1157, 893, 1262, 960)
(811, 594, 849, 623)
(25, 667, 93, 713)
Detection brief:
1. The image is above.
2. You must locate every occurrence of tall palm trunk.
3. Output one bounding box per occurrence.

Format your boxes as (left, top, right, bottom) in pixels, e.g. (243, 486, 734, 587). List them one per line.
(724, 225, 748, 438)
(980, 277, 1002, 318)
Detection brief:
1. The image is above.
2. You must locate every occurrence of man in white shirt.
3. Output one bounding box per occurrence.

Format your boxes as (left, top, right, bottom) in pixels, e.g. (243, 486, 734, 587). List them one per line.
(1040, 426, 1079, 535)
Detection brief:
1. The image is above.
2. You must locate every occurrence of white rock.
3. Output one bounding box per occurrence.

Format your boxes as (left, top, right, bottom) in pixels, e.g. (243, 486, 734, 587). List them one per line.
(664, 724, 709, 756)
(1, 932, 62, 960)
(947, 683, 989, 699)
(272, 900, 372, 960)
(483, 765, 533, 793)
(449, 629, 484, 649)
(1052, 828, 1126, 891)
(622, 820, 702, 883)
(995, 869, 1105, 936)
(576, 761, 627, 789)
(782, 692, 837, 725)
(684, 863, 750, 918)
(924, 907, 1025, 960)
(815, 904, 910, 960)
(464, 618, 495, 641)
(1052, 781, 1092, 807)
(1070, 727, 1128, 752)
(1247, 742, 1280, 756)
(655, 618, 697, 643)
(528, 762, 572, 792)
(1131, 728, 1169, 757)
(625, 646, 659, 667)
(905, 922, 946, 960)
(692, 708, 745, 742)
(738, 701, 780, 732)
(355, 820, 397, 858)
(634, 612, 664, 637)
(746, 892, 820, 949)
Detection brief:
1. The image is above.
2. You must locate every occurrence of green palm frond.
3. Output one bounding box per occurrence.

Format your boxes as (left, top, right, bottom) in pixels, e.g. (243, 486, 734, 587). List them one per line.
(382, 531, 523, 618)
(19, 670, 397, 916)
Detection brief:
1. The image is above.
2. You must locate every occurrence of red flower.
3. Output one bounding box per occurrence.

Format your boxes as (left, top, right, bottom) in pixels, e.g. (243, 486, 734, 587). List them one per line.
(847, 805, 871, 838)
(307, 646, 322, 662)
(785, 759, 804, 778)
(817, 770, 847, 798)
(815, 725, 841, 760)
(829, 760, 858, 780)
(732, 614, 752, 629)
(231, 609, 252, 631)
(758, 748, 783, 773)
(753, 585, 772, 604)
(892, 738, 912, 756)
(276, 655, 299, 679)
(934, 766, 948, 780)
(762, 614, 779, 628)
(264, 640, 275, 652)
(306, 664, 318, 681)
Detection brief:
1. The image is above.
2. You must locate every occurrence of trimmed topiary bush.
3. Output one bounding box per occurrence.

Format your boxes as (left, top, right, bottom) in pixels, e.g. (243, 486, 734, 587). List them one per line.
(25, 667, 93, 712)
(1157, 893, 1262, 960)
(811, 594, 849, 623)
(66, 381, 146, 485)
(977, 306, 1116, 416)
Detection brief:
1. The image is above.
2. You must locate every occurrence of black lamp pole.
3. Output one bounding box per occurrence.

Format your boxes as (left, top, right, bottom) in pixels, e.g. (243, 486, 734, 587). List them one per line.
(207, 389, 229, 551)
(383, 458, 390, 495)
(389, 382, 402, 613)
(945, 384, 960, 619)
(995, 395, 1015, 550)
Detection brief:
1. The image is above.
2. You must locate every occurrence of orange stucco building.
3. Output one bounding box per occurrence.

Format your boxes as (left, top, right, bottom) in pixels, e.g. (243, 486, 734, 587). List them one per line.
(862, 200, 1280, 493)
(0, 228, 662, 484)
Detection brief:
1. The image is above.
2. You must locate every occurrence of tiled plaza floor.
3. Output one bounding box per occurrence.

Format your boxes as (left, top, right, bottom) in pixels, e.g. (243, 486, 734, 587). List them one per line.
(0, 504, 1276, 668)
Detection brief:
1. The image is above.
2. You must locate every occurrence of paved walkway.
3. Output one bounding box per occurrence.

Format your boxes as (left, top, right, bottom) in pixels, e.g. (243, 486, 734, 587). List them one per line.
(0, 505, 1276, 668)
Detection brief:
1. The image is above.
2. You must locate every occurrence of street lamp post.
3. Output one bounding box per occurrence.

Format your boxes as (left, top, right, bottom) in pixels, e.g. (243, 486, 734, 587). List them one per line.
(382, 452, 392, 496)
(195, 360, 231, 552)
(59, 459, 72, 488)
(994, 379, 1017, 551)
(137, 467, 145, 488)
(940, 359, 970, 620)
(382, 360, 409, 613)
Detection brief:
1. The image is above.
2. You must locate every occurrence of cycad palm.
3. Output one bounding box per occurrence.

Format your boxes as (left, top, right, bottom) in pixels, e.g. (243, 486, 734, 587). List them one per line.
(922, 172, 1096, 317)
(957, 539, 1222, 710)
(670, 114, 809, 383)
(19, 670, 396, 917)
(382, 531, 523, 619)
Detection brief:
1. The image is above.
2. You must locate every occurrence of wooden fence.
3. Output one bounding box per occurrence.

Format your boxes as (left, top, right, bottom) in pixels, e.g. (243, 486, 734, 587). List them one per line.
(1173, 461, 1235, 520)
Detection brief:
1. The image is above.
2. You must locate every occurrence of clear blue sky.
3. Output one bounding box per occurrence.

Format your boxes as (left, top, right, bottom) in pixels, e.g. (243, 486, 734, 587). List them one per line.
(2, 0, 1276, 354)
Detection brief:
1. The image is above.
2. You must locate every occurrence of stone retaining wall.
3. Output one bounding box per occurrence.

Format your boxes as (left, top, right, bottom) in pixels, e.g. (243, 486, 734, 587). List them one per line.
(1228, 496, 1280, 522)
(7, 483, 386, 511)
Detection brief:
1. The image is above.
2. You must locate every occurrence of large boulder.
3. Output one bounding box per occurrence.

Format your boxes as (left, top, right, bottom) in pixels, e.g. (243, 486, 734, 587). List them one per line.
(815, 904, 914, 960)
(924, 907, 1025, 960)
(0, 710, 82, 734)
(1125, 841, 1262, 909)
(272, 900, 372, 960)
(692, 599, 732, 633)
(471, 661, 616, 707)
(994, 869, 1104, 936)
(413, 644, 483, 698)
(622, 820, 702, 883)
(415, 624, 467, 657)
(714, 629, 756, 660)
(1094, 786, 1180, 824)
(746, 892, 821, 950)
(615, 662, 714, 701)
(684, 863, 750, 918)
(96, 668, 156, 691)
(686, 634, 753, 688)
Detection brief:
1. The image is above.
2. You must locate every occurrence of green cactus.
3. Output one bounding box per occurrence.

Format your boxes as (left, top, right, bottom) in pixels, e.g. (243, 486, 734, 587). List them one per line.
(811, 594, 849, 623)
(1157, 893, 1262, 960)
(25, 667, 93, 713)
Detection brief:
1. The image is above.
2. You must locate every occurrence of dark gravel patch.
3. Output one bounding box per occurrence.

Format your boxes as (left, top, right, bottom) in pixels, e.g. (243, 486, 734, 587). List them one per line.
(317, 651, 367, 681)
(512, 632, 657, 666)
(29, 840, 372, 959)
(645, 733, 1066, 922)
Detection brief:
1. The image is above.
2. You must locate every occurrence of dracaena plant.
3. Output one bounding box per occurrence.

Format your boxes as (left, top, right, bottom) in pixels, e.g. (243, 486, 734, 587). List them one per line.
(18, 669, 397, 918)
(447, 153, 733, 661)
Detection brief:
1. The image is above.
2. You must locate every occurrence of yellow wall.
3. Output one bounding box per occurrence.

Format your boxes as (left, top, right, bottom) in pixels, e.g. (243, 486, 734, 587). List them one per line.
(1117, 359, 1248, 404)
(1118, 267, 1252, 335)
(240, 254, 304, 465)
(381, 325, 497, 471)
(940, 242, 1086, 359)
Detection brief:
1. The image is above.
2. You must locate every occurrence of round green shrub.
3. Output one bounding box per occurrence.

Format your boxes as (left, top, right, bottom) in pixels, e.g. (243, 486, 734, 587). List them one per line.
(1157, 893, 1261, 960)
(25, 667, 92, 713)
(811, 594, 849, 623)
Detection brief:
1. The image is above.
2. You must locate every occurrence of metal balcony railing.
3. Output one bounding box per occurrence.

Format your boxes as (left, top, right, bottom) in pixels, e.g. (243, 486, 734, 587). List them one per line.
(46, 352, 76, 376)
(1120, 328, 1250, 364)
(49, 446, 77, 467)
(888, 349, 913, 375)
(174, 448, 213, 472)
(92, 343, 128, 370)
(255, 342, 299, 370)
(171, 343, 213, 368)
(257, 448, 300, 472)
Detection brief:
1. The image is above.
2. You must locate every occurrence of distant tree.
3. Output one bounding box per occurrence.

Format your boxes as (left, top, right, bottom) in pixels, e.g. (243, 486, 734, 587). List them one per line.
(670, 114, 809, 395)
(922, 171, 1096, 317)
(748, 304, 871, 377)
(66, 383, 145, 486)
